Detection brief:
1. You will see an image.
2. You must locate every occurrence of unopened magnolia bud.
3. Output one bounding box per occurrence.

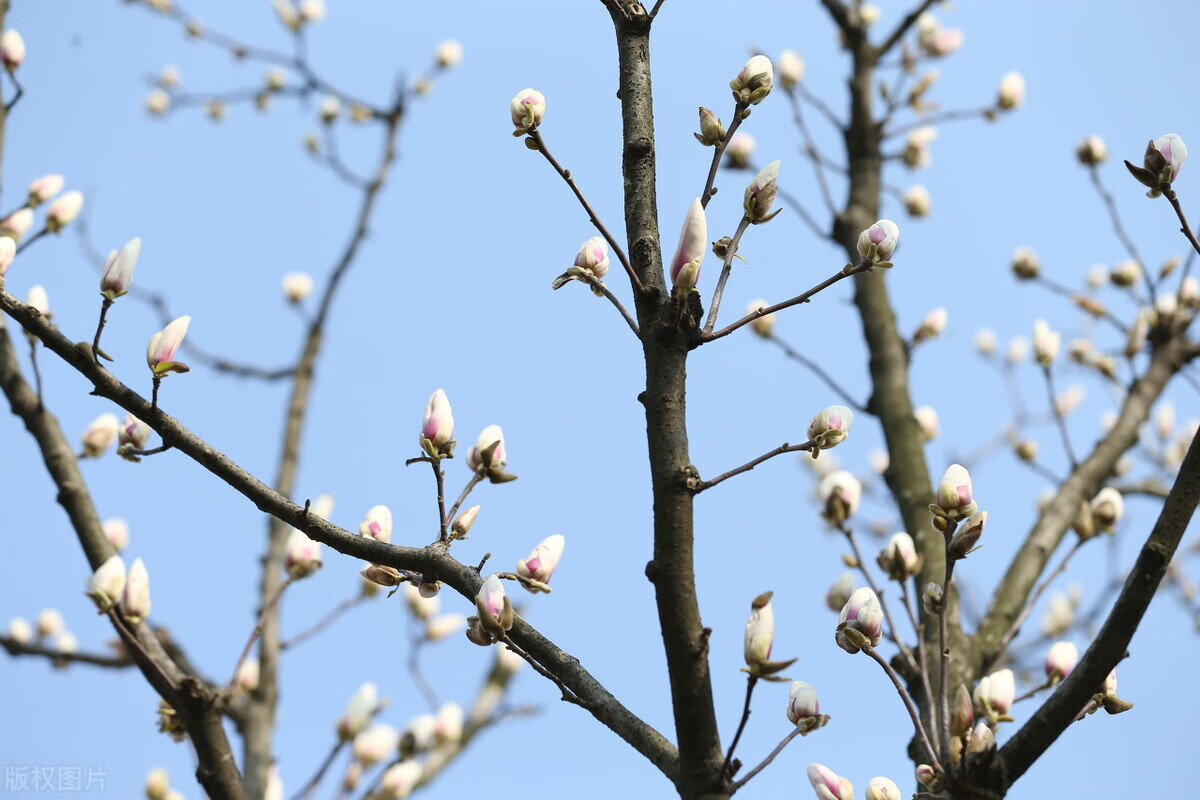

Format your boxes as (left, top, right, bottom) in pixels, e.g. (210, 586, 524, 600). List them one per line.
(26, 284, 50, 317)
(36, 609, 64, 639)
(915, 764, 938, 790)
(510, 88, 545, 132)
(669, 198, 707, 293)
(400, 713, 437, 757)
(807, 404, 854, 452)
(856, 219, 899, 265)
(299, 0, 325, 22)
(284, 530, 322, 579)
(281, 272, 313, 303)
(745, 299, 776, 337)
(234, 657, 260, 692)
(319, 94, 341, 123)
(46, 190, 84, 233)
(451, 504, 480, 539)
(807, 763, 853, 800)
(1144, 133, 1188, 187)
(434, 701, 464, 745)
(836, 587, 882, 654)
(379, 761, 421, 800)
(968, 719, 996, 754)
(2, 207, 34, 241)
(785, 680, 820, 724)
(877, 532, 920, 580)
(948, 511, 987, 559)
(264, 67, 287, 90)
(0, 29, 23, 71)
(744, 591, 776, 667)
(336, 682, 377, 741)
(694, 106, 724, 146)
(146, 89, 170, 115)
(466, 424, 514, 482)
(974, 668, 1015, 723)
(361, 564, 402, 587)
(914, 405, 939, 441)
(949, 683, 975, 736)
(145, 768, 169, 800)
(744, 160, 781, 223)
(777, 49, 804, 89)
(818, 470, 861, 523)
(273, 0, 300, 29)
(1032, 319, 1060, 365)
(725, 133, 755, 168)
(1054, 384, 1086, 416)
(54, 631, 77, 656)
(997, 71, 1025, 110)
(87, 555, 127, 613)
(730, 54, 773, 105)
(919, 23, 963, 58)
(122, 558, 151, 623)
(913, 307, 947, 341)
(101, 237, 141, 299)
(358, 504, 393, 543)
(7, 617, 32, 644)
(922, 582, 944, 614)
(424, 613, 464, 641)
(28, 174, 64, 206)
(825, 572, 855, 612)
(1042, 592, 1074, 637)
(934, 463, 977, 519)
(146, 316, 191, 375)
(1110, 259, 1142, 287)
(865, 776, 902, 800)
(1045, 640, 1079, 683)
(404, 582, 439, 620)
(970, 328, 996, 357)
(902, 185, 931, 217)
(352, 723, 399, 768)
(80, 413, 120, 458)
(1076, 134, 1107, 165)
(1011, 246, 1040, 279)
(1090, 487, 1123, 532)
(904, 126, 937, 169)
(517, 534, 565, 589)
(419, 389, 455, 458)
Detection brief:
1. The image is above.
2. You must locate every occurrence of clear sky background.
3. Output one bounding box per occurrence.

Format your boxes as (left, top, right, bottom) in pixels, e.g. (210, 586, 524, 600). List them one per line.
(1, 1, 1197, 798)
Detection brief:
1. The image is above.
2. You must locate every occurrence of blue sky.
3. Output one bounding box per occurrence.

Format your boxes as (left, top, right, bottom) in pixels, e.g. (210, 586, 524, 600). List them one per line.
(1, 1, 1197, 798)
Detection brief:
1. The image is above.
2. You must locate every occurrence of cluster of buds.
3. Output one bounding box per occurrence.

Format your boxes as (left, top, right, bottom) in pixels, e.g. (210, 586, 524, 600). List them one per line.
(916, 13, 964, 58)
(876, 532, 921, 580)
(465, 574, 513, 646)
(466, 425, 517, 483)
(86, 555, 151, 622)
(284, 530, 323, 578)
(1126, 133, 1187, 198)
(742, 591, 797, 679)
(730, 55, 773, 105)
(516, 534, 565, 593)
(510, 88, 545, 135)
(930, 463, 978, 522)
(856, 219, 899, 267)
(669, 199, 707, 294)
(834, 587, 883, 654)
(973, 668, 1015, 724)
(552, 236, 610, 292)
(418, 389, 456, 459)
(807, 763, 853, 800)
(818, 470, 861, 523)
(807, 404, 854, 455)
(785, 681, 829, 735)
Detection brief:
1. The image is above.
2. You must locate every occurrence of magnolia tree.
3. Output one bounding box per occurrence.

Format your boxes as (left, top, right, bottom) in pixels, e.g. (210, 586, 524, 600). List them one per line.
(1, 1, 1198, 800)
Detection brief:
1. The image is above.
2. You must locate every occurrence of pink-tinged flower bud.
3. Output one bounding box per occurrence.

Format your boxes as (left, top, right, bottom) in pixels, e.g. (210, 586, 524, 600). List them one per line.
(725, 133, 756, 169)
(146, 89, 170, 115)
(1090, 487, 1123, 532)
(744, 299, 776, 338)
(836, 587, 883, 653)
(435, 701, 464, 745)
(877, 532, 920, 580)
(352, 723, 399, 768)
(1145, 133, 1187, 186)
(284, 529, 322, 578)
(469, 573, 513, 644)
(669, 198, 707, 293)
(419, 388, 455, 458)
(425, 612, 465, 641)
(825, 572, 855, 612)
(435, 39, 463, 68)
(914, 405, 939, 441)
(26, 284, 50, 317)
(2, 207, 34, 241)
(7, 617, 32, 644)
(478, 573, 506, 619)
(451, 504, 480, 539)
(28, 174, 64, 206)
(517, 534, 565, 588)
(866, 777, 902, 800)
(915, 764, 938, 789)
(934, 463, 977, 519)
(319, 94, 341, 123)
(553, 236, 611, 291)
(1076, 135, 1107, 166)
(273, 0, 301, 29)
(466, 424, 512, 481)
(806, 763, 853, 800)
(234, 657, 259, 692)
(299, 0, 325, 22)
(786, 680, 820, 724)
(744, 591, 775, 666)
(694, 106, 725, 146)
(730, 54, 773, 105)
(87, 554, 127, 613)
(856, 219, 899, 265)
(510, 88, 545, 131)
(902, 185, 931, 217)
(1054, 384, 1085, 416)
(808, 404, 854, 451)
(100, 237, 141, 299)
(818, 470, 861, 523)
(336, 682, 378, 741)
(280, 272, 313, 303)
(122, 557, 151, 623)
(744, 160, 781, 223)
(80, 413, 120, 458)
(973, 668, 1015, 722)
(146, 316, 191, 375)
(778, 49, 804, 90)
(36, 608, 64, 639)
(356, 504, 393, 543)
(45, 190, 84, 233)
(378, 761, 422, 800)
(1, 29, 25, 70)
(1032, 319, 1060, 366)
(1044, 640, 1078, 682)
(997, 71, 1025, 110)
(117, 414, 151, 459)
(913, 307, 947, 342)
(924, 27, 963, 57)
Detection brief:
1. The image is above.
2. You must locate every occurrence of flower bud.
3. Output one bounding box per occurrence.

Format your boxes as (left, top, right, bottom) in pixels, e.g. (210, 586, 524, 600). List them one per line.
(786, 680, 820, 725)
(466, 424, 514, 482)
(1090, 487, 1123, 532)
(818, 470, 861, 523)
(146, 316, 191, 375)
(87, 555, 127, 613)
(431, 39, 463, 69)
(915, 764, 938, 790)
(554, 236, 611, 290)
(824, 573, 855, 612)
(352, 723, 399, 768)
(379, 761, 421, 800)
(281, 272, 313, 303)
(360, 564, 402, 588)
(404, 582, 440, 620)
(724, 133, 755, 169)
(920, 25, 963, 58)
(866, 777, 902, 800)
(146, 89, 170, 115)
(1042, 591, 1075, 637)
(877, 532, 920, 580)
(744, 591, 776, 667)
(451, 504, 480, 539)
(744, 161, 781, 223)
(26, 284, 50, 317)
(1044, 640, 1078, 683)
(469, 574, 512, 644)
(122, 557, 152, 623)
(46, 190, 84, 233)
(807, 404, 854, 452)
(319, 94, 340, 123)
(299, 0, 325, 22)
(1148, 133, 1187, 184)
(80, 413, 120, 458)
(934, 463, 977, 519)
(694, 106, 724, 146)
(902, 185, 931, 217)
(7, 617, 32, 644)
(950, 683, 974, 737)
(36, 609, 64, 639)
(280, 530, 320, 580)
(835, 587, 883, 654)
(856, 219, 899, 265)
(510, 88, 545, 132)
(807, 763, 853, 800)
(54, 631, 78, 656)
(432, 701, 464, 746)
(517, 534, 565, 589)
(425, 613, 465, 641)
(1011, 246, 1040, 279)
(912, 308, 948, 342)
(669, 198, 707, 293)
(730, 54, 773, 105)
(358, 505, 393, 543)
(1076, 135, 1107, 166)
(777, 49, 804, 90)
(968, 719, 996, 754)
(997, 71, 1025, 110)
(1, 29, 25, 70)
(28, 174, 64, 206)
(868, 449, 889, 474)
(1014, 438, 1038, 462)
(1032, 319, 1060, 365)
(2, 207, 34, 241)
(336, 682, 377, 741)
(419, 389, 455, 458)
(914, 405, 939, 441)
(1054, 384, 1085, 416)
(974, 668, 1015, 723)
(100, 237, 141, 299)
(400, 713, 437, 757)
(234, 657, 259, 692)
(745, 299, 776, 338)
(922, 582, 944, 614)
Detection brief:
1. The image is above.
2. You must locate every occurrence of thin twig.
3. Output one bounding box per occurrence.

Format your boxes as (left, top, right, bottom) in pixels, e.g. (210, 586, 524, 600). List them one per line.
(578, 273, 640, 338)
(500, 636, 584, 707)
(730, 727, 804, 790)
(1042, 364, 1079, 469)
(0, 636, 132, 668)
(900, 580, 936, 735)
(784, 91, 838, 216)
(937, 526, 956, 764)
(700, 100, 750, 209)
(862, 644, 942, 773)
(839, 522, 919, 674)
(288, 739, 346, 800)
(14, 227, 47, 255)
(775, 180, 831, 240)
(91, 298, 113, 363)
(885, 105, 998, 138)
(692, 441, 814, 493)
(1088, 165, 1153, 303)
(26, 335, 42, 408)
(987, 540, 1085, 671)
(703, 216, 752, 334)
(794, 85, 842, 130)
(229, 576, 294, 691)
(282, 593, 368, 650)
(406, 636, 440, 712)
(444, 474, 482, 528)
(766, 333, 866, 412)
(721, 675, 758, 778)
